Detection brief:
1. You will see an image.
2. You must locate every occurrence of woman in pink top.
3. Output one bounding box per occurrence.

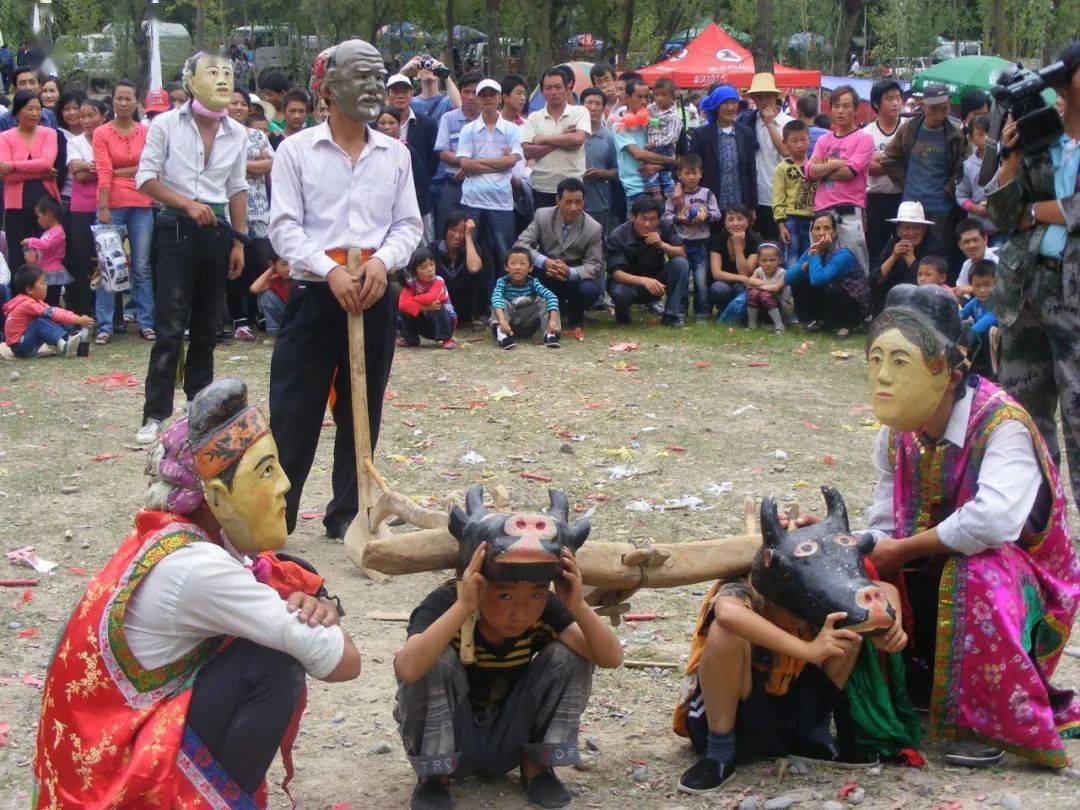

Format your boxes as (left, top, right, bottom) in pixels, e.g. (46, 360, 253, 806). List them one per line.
(0, 90, 63, 271)
(93, 79, 155, 341)
(65, 99, 107, 317)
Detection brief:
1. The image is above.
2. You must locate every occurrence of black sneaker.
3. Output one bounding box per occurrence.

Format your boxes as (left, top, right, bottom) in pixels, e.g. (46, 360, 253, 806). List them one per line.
(790, 739, 880, 769)
(661, 315, 686, 328)
(521, 768, 571, 809)
(677, 756, 735, 795)
(411, 777, 452, 810)
(803, 320, 821, 333)
(614, 307, 631, 325)
(944, 742, 1004, 768)
(543, 332, 561, 348)
(499, 335, 517, 350)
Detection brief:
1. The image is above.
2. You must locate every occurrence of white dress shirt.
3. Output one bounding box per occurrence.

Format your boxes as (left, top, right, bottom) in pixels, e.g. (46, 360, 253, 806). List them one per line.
(124, 542, 345, 679)
(754, 110, 793, 204)
(135, 102, 248, 205)
(955, 246, 999, 289)
(865, 385, 1044, 556)
(269, 123, 422, 280)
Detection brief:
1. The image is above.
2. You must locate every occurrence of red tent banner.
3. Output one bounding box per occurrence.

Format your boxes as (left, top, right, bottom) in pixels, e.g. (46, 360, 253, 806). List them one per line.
(638, 23, 821, 90)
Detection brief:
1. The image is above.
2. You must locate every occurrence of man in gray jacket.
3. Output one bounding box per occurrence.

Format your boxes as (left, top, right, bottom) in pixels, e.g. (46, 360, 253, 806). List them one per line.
(515, 176, 604, 331)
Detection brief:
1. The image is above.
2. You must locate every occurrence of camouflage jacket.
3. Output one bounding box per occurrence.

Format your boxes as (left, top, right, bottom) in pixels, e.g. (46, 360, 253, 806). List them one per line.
(985, 145, 1080, 327)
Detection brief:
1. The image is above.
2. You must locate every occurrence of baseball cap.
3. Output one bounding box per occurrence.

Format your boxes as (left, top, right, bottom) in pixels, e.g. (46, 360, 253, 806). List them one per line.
(386, 73, 413, 89)
(144, 88, 170, 113)
(921, 82, 951, 106)
(476, 78, 502, 94)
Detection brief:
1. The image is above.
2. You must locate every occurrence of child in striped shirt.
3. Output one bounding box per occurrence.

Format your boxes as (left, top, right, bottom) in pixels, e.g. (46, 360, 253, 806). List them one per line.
(490, 247, 561, 349)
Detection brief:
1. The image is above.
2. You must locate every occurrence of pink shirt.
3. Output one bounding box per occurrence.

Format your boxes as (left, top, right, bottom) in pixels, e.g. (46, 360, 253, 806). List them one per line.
(93, 122, 152, 209)
(25, 225, 66, 272)
(0, 126, 60, 210)
(2, 294, 80, 346)
(67, 133, 98, 213)
(805, 128, 874, 210)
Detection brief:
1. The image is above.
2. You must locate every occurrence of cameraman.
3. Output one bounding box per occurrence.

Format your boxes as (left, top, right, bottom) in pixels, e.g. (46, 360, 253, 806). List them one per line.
(986, 40, 1080, 508)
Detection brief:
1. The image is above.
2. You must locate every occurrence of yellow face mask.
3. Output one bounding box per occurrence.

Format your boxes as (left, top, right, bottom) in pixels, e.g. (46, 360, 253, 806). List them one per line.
(203, 433, 291, 554)
(187, 55, 234, 111)
(867, 328, 950, 432)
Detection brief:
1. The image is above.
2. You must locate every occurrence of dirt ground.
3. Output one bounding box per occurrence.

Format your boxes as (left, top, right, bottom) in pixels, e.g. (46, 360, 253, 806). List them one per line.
(0, 320, 1077, 810)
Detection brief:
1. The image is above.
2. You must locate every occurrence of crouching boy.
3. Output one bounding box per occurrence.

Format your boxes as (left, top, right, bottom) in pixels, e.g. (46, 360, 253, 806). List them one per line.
(674, 489, 908, 794)
(394, 486, 623, 810)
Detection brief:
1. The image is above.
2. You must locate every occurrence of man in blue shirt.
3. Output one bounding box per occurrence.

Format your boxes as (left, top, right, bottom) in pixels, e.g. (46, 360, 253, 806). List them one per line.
(401, 54, 461, 123)
(0, 67, 58, 130)
(433, 72, 481, 237)
(986, 39, 1080, 510)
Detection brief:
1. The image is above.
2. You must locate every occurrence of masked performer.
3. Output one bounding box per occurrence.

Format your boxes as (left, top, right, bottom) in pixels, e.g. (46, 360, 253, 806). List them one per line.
(268, 39, 421, 540)
(33, 378, 361, 808)
(135, 52, 249, 446)
(673, 488, 908, 795)
(393, 486, 623, 810)
(860, 283, 1080, 768)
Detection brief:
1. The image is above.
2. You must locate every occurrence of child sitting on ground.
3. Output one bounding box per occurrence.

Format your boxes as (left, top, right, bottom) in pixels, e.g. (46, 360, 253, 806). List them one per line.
(248, 250, 291, 337)
(664, 153, 721, 321)
(916, 254, 951, 293)
(3, 264, 93, 358)
(22, 196, 70, 304)
(394, 488, 623, 810)
(491, 247, 561, 350)
(746, 242, 787, 332)
(397, 247, 457, 350)
(645, 78, 680, 197)
(773, 120, 816, 273)
(960, 259, 998, 380)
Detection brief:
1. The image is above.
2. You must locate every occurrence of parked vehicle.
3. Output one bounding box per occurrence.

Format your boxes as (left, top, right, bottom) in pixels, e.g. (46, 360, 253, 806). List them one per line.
(229, 25, 328, 84)
(55, 22, 191, 92)
(463, 39, 523, 74)
(930, 39, 983, 64)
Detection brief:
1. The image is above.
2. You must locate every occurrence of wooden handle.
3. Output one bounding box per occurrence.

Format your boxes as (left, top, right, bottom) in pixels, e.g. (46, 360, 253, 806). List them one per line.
(346, 248, 375, 523)
(456, 580, 477, 664)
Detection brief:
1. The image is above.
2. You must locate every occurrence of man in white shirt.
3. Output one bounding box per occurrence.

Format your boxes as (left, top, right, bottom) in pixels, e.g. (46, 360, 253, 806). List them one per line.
(135, 51, 249, 446)
(739, 73, 792, 242)
(457, 78, 522, 285)
(268, 39, 422, 540)
(521, 68, 591, 210)
(863, 79, 904, 262)
(952, 218, 998, 297)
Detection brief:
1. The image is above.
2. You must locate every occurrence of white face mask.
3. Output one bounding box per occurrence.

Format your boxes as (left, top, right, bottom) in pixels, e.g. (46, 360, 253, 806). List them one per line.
(323, 41, 386, 124)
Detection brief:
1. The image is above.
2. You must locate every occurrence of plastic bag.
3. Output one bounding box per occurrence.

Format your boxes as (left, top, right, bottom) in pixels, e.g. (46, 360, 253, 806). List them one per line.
(91, 223, 131, 293)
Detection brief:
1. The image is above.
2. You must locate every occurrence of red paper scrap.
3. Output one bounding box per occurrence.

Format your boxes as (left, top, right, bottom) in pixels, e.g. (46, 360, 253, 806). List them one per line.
(0, 720, 8, 746)
(21, 673, 45, 688)
(84, 371, 140, 388)
(93, 452, 121, 461)
(693, 361, 710, 368)
(0, 579, 38, 587)
(402, 419, 415, 427)
(837, 781, 858, 799)
(393, 402, 428, 409)
(520, 472, 552, 483)
(20, 589, 32, 603)
(18, 628, 38, 638)
(0, 401, 11, 407)
(299, 511, 324, 521)
(624, 613, 663, 621)
(67, 567, 88, 576)
(664, 444, 687, 453)
(823, 454, 836, 466)
(747, 361, 769, 368)
(584, 402, 602, 409)
(804, 421, 820, 430)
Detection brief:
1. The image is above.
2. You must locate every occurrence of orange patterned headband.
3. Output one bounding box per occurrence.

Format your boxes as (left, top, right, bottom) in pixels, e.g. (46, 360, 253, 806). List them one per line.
(191, 407, 271, 480)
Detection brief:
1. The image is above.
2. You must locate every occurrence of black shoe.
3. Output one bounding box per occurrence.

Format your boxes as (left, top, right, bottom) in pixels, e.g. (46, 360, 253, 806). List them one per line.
(944, 742, 1004, 768)
(411, 777, 452, 810)
(499, 335, 517, 350)
(543, 332, 561, 348)
(521, 768, 571, 809)
(677, 756, 735, 795)
(325, 516, 354, 540)
(661, 315, 686, 328)
(614, 307, 631, 325)
(790, 739, 880, 769)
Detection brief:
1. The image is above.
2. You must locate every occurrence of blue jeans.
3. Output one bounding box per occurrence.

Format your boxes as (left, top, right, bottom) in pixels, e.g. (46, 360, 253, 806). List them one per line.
(12, 313, 69, 357)
(258, 289, 287, 335)
(463, 206, 515, 281)
(683, 241, 710, 318)
(399, 307, 454, 343)
(784, 216, 812, 273)
(642, 144, 676, 196)
(95, 207, 155, 333)
(609, 257, 690, 322)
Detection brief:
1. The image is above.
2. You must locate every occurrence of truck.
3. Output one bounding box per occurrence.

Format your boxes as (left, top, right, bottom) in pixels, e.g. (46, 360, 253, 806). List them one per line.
(54, 21, 192, 92)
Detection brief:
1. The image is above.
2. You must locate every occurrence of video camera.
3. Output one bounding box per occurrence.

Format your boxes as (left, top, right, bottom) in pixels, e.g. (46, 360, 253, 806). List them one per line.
(978, 61, 1069, 186)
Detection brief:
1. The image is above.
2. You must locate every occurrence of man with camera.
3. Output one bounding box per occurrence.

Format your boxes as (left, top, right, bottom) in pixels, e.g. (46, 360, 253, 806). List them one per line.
(986, 40, 1080, 509)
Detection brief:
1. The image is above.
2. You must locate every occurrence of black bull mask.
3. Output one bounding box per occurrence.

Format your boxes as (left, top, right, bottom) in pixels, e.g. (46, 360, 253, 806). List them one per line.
(750, 487, 895, 635)
(449, 485, 590, 583)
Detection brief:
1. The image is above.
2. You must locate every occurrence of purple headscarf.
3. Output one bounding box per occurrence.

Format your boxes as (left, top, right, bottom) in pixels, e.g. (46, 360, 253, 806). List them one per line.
(144, 417, 205, 515)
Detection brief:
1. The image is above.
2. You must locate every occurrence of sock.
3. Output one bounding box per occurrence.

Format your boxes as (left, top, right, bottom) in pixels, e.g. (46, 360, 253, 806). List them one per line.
(746, 306, 758, 329)
(768, 308, 784, 329)
(704, 729, 735, 766)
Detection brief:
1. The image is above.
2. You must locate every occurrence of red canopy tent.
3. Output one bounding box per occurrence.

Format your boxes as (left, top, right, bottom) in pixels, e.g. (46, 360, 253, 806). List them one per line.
(638, 23, 821, 90)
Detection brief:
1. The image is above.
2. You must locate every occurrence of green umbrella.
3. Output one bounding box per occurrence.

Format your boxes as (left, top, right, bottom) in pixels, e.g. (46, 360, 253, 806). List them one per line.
(913, 55, 1058, 108)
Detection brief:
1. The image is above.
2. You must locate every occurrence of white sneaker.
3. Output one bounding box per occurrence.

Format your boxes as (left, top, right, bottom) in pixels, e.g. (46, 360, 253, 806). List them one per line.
(135, 418, 162, 445)
(63, 332, 82, 358)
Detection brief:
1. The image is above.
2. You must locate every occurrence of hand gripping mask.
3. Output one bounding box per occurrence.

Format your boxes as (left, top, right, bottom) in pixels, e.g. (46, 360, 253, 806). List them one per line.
(449, 485, 590, 583)
(750, 487, 895, 635)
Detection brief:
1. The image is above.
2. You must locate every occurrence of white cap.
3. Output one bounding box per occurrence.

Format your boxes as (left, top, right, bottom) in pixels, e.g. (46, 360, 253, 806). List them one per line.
(386, 73, 413, 89)
(476, 78, 502, 94)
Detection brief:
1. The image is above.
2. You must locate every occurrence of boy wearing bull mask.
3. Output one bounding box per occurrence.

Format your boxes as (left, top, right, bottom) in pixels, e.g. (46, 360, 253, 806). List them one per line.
(393, 485, 623, 810)
(33, 378, 361, 808)
(674, 487, 909, 795)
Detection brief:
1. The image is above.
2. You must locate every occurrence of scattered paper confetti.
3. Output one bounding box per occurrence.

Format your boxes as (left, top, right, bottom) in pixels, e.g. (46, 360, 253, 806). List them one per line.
(0, 720, 8, 746)
(6, 547, 57, 574)
(693, 360, 711, 368)
(459, 451, 486, 465)
(487, 387, 519, 402)
(731, 404, 758, 416)
(664, 444, 687, 453)
(603, 447, 635, 460)
(17, 628, 37, 638)
(823, 454, 836, 466)
(747, 360, 769, 368)
(610, 341, 638, 352)
(299, 510, 324, 521)
(831, 350, 852, 360)
(520, 472, 552, 483)
(705, 481, 733, 496)
(92, 452, 121, 462)
(21, 673, 44, 688)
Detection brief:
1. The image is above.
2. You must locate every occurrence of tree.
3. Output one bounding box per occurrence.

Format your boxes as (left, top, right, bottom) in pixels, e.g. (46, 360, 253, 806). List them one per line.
(832, 0, 866, 73)
(485, 0, 502, 76)
(618, 0, 634, 64)
(751, 0, 773, 72)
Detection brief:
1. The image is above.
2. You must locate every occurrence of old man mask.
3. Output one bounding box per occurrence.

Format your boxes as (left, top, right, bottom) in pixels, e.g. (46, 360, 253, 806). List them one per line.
(449, 485, 590, 583)
(751, 487, 895, 635)
(312, 39, 386, 123)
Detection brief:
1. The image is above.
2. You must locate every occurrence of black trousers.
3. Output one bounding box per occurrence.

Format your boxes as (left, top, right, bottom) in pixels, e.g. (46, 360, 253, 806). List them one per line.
(6, 206, 41, 271)
(789, 276, 865, 331)
(63, 210, 96, 316)
(269, 281, 396, 534)
(866, 192, 901, 264)
(186, 639, 305, 795)
(533, 190, 557, 211)
(754, 205, 780, 242)
(143, 218, 231, 423)
(227, 236, 271, 328)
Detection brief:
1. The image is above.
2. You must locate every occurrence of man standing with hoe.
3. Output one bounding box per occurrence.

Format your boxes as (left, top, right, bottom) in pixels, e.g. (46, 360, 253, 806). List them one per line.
(268, 40, 422, 548)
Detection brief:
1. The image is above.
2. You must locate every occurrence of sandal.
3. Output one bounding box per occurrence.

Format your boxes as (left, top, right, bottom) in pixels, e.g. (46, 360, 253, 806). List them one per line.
(94, 332, 111, 345)
(140, 328, 156, 341)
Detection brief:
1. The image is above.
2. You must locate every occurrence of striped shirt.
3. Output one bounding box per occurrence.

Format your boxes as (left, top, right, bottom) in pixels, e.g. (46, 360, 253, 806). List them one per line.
(490, 276, 560, 313)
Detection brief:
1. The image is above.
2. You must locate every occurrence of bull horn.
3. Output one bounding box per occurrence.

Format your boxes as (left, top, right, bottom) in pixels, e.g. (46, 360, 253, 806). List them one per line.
(821, 486, 850, 531)
(760, 497, 783, 547)
(547, 488, 570, 524)
(464, 485, 488, 518)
